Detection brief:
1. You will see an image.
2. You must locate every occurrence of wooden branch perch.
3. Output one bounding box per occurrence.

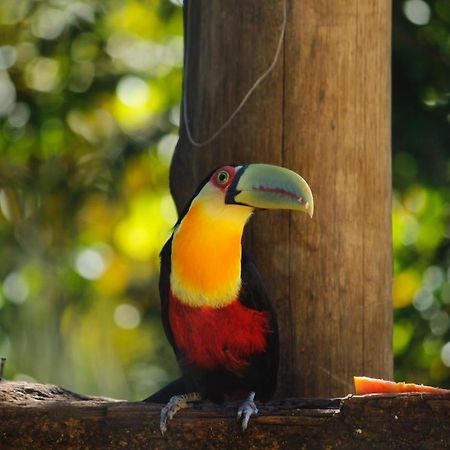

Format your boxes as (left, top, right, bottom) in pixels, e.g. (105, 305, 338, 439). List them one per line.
(1, 382, 449, 449)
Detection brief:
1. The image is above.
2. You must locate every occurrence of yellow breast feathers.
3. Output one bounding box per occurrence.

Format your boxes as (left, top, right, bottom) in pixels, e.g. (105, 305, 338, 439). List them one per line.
(170, 198, 253, 308)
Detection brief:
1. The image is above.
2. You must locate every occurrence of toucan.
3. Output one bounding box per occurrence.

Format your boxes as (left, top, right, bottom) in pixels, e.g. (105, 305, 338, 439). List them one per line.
(145, 163, 314, 433)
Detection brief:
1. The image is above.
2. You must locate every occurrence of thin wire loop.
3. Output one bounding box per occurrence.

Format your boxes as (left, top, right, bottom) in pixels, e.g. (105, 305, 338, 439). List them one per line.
(182, 1, 287, 148)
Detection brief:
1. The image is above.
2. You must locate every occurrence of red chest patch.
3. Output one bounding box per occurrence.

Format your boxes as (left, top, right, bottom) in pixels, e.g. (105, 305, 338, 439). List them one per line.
(168, 293, 270, 371)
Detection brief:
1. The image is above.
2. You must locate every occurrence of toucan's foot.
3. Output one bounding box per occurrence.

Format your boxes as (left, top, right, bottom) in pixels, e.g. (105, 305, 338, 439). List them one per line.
(236, 391, 258, 431)
(160, 392, 201, 435)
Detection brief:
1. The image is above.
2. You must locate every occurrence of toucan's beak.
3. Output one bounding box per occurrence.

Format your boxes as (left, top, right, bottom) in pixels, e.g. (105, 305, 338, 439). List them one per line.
(226, 164, 314, 217)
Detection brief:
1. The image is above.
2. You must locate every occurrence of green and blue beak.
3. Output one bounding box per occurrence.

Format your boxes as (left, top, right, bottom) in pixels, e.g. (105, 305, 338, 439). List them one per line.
(226, 164, 314, 217)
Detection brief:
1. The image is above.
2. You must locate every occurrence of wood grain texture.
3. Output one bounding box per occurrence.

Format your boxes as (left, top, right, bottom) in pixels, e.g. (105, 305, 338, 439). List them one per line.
(1, 382, 449, 450)
(282, 0, 393, 397)
(170, 0, 392, 398)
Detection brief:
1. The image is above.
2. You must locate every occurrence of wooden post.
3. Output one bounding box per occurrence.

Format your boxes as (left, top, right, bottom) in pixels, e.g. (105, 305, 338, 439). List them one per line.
(170, 0, 392, 397)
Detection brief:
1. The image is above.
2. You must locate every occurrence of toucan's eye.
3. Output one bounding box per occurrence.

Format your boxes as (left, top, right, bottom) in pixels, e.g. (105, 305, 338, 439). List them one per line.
(216, 170, 229, 185)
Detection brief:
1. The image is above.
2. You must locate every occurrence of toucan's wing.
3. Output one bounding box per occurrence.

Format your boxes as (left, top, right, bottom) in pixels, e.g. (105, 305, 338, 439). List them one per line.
(159, 235, 176, 349)
(145, 236, 190, 403)
(239, 249, 279, 400)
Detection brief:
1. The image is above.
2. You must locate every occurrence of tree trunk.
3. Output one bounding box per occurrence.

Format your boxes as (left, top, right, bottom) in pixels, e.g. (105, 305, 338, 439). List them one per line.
(170, 0, 392, 397)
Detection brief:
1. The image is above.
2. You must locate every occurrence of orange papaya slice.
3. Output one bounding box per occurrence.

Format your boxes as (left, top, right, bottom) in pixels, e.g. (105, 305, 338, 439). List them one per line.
(354, 376, 450, 395)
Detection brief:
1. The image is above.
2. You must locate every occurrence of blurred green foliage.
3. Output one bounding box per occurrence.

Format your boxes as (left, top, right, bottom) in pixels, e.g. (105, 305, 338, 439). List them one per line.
(0, 0, 182, 399)
(392, 0, 450, 386)
(0, 0, 449, 400)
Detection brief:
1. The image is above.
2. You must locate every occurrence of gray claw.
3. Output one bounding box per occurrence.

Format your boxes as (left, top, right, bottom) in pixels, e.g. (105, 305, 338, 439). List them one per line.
(237, 391, 258, 431)
(160, 392, 201, 435)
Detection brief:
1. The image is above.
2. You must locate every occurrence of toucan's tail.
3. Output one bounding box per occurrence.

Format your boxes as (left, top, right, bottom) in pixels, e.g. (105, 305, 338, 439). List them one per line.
(142, 377, 188, 403)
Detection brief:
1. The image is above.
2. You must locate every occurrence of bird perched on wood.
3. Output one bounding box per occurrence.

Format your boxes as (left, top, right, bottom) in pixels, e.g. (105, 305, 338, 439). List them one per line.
(146, 163, 313, 434)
